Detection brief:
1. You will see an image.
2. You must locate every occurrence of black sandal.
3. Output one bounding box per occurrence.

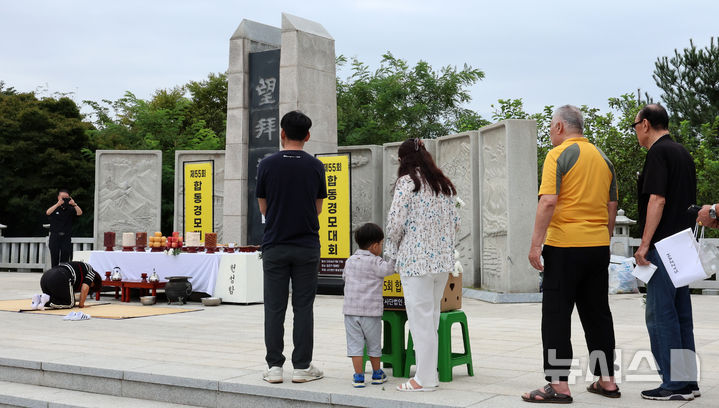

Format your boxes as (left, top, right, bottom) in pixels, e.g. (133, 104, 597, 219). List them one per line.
(522, 383, 573, 404)
(587, 381, 621, 398)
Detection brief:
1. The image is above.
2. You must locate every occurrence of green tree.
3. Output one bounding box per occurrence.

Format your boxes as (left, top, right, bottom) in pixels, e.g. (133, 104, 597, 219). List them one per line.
(185, 72, 227, 145)
(0, 84, 95, 236)
(336, 53, 486, 145)
(654, 37, 719, 131)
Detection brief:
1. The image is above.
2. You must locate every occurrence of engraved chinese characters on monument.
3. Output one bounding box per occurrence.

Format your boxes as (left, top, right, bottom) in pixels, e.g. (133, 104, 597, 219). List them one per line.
(247, 49, 280, 245)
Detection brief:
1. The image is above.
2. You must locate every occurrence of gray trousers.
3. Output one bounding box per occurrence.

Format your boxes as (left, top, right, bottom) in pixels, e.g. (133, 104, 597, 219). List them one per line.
(262, 244, 320, 369)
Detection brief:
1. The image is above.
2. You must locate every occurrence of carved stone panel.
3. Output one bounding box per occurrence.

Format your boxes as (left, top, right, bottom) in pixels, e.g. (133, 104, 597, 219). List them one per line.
(479, 120, 538, 293)
(338, 145, 383, 252)
(94, 151, 162, 249)
(436, 132, 479, 287)
(479, 126, 508, 291)
(174, 151, 226, 242)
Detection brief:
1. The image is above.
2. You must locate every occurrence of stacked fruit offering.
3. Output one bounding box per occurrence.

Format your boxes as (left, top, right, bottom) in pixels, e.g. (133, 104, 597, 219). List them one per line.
(166, 231, 184, 249)
(149, 232, 167, 252)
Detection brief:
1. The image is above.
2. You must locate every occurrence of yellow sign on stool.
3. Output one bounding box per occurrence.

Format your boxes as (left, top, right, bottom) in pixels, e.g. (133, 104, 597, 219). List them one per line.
(383, 273, 462, 312)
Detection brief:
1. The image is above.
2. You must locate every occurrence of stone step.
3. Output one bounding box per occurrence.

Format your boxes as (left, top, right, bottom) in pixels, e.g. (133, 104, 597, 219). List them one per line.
(0, 357, 474, 408)
(0, 380, 195, 408)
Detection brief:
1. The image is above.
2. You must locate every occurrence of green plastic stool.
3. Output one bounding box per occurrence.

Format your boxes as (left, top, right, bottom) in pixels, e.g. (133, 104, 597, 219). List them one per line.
(362, 310, 408, 377)
(403, 309, 474, 382)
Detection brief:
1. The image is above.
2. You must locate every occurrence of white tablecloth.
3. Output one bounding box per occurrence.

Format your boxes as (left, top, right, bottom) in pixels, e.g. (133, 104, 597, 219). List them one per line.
(86, 251, 221, 295)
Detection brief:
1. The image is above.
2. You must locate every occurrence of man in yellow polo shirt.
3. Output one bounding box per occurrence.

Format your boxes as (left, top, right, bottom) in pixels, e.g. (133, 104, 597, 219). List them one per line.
(522, 105, 619, 404)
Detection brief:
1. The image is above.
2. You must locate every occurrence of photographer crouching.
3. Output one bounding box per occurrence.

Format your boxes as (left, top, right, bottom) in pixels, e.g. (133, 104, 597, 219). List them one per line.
(45, 189, 82, 267)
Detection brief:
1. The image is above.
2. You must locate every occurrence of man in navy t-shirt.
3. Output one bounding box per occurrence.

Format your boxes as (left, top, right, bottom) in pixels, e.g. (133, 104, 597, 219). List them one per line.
(256, 110, 327, 384)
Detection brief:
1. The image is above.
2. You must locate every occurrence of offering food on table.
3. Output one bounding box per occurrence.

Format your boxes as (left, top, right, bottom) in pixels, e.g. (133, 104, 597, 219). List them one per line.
(135, 232, 147, 250)
(185, 231, 201, 247)
(103, 231, 115, 250)
(205, 232, 217, 248)
(122, 232, 135, 250)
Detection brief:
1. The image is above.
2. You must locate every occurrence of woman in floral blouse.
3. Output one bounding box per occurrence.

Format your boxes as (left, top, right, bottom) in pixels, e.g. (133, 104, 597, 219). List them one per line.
(385, 138, 460, 392)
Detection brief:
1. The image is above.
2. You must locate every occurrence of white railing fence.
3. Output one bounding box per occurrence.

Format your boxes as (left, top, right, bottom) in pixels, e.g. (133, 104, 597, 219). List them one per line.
(0, 233, 94, 272)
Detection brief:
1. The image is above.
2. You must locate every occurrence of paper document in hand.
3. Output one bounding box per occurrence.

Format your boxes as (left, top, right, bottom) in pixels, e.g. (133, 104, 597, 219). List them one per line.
(632, 263, 657, 284)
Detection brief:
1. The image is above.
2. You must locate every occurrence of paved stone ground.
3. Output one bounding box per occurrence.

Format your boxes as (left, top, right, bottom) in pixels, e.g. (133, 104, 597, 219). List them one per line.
(1, 271, 718, 407)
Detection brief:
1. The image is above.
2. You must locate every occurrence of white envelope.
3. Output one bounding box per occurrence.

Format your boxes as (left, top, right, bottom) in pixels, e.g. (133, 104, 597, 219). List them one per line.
(632, 263, 657, 284)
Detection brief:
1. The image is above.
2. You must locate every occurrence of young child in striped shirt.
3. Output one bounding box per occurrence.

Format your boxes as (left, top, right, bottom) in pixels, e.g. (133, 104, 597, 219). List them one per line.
(342, 223, 396, 388)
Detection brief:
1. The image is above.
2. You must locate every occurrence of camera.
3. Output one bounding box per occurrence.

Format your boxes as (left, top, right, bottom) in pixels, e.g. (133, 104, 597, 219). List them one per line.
(62, 197, 71, 204)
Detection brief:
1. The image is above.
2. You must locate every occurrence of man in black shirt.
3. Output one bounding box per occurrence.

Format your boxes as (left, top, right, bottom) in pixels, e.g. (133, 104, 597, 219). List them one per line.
(256, 111, 327, 384)
(46, 189, 83, 267)
(633, 104, 698, 401)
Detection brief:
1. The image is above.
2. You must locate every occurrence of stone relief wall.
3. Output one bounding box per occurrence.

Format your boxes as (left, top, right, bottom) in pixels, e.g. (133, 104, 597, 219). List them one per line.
(479, 125, 509, 290)
(338, 145, 383, 252)
(93, 151, 162, 248)
(478, 120, 538, 293)
(436, 132, 479, 287)
(174, 151, 226, 242)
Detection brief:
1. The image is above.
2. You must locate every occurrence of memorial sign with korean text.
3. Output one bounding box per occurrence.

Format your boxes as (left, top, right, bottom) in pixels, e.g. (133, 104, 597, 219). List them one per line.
(383, 273, 405, 310)
(317, 153, 351, 275)
(247, 49, 280, 245)
(183, 160, 214, 241)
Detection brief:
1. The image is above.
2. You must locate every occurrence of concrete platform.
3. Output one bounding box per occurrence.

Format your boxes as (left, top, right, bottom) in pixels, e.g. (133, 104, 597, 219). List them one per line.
(1, 272, 717, 407)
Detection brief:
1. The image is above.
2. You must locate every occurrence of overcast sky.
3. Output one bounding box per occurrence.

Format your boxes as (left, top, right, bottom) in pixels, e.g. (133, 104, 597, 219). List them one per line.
(1, 1, 717, 120)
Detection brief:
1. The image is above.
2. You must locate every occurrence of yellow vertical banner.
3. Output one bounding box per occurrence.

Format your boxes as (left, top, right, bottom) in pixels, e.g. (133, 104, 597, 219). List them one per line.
(183, 161, 214, 241)
(317, 154, 351, 275)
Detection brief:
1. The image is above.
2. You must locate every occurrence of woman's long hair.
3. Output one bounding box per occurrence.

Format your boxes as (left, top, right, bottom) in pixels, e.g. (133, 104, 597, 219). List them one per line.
(396, 138, 456, 196)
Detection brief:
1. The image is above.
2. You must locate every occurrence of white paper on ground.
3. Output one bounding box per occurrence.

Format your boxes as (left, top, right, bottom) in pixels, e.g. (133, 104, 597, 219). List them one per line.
(632, 263, 657, 284)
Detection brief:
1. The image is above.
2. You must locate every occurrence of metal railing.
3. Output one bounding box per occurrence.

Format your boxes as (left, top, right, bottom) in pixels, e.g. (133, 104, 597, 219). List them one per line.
(0, 234, 94, 271)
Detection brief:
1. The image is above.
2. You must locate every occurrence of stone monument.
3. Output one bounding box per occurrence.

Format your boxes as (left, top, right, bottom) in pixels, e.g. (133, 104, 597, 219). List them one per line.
(478, 120, 538, 293)
(223, 13, 337, 245)
(222, 19, 281, 246)
(93, 150, 162, 248)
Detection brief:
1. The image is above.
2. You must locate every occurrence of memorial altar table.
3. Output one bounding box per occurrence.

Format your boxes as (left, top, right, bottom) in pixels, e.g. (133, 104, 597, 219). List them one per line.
(74, 250, 263, 302)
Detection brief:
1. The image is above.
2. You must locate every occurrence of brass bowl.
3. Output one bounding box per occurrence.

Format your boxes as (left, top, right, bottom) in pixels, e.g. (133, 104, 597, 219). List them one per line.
(140, 296, 156, 305)
(201, 297, 221, 306)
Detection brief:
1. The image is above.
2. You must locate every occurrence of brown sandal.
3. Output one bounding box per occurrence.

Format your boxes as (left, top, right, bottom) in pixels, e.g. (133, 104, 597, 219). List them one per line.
(587, 381, 621, 398)
(522, 383, 573, 404)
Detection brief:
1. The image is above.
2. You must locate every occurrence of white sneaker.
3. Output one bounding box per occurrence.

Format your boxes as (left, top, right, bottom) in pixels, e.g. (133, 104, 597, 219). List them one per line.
(31, 294, 42, 310)
(263, 366, 283, 383)
(38, 294, 50, 310)
(63, 311, 78, 321)
(292, 363, 323, 383)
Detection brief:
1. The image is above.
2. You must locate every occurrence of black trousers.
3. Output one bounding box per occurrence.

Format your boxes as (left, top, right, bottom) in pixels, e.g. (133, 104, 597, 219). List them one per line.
(39, 266, 74, 308)
(48, 232, 72, 267)
(262, 244, 320, 369)
(541, 245, 616, 382)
